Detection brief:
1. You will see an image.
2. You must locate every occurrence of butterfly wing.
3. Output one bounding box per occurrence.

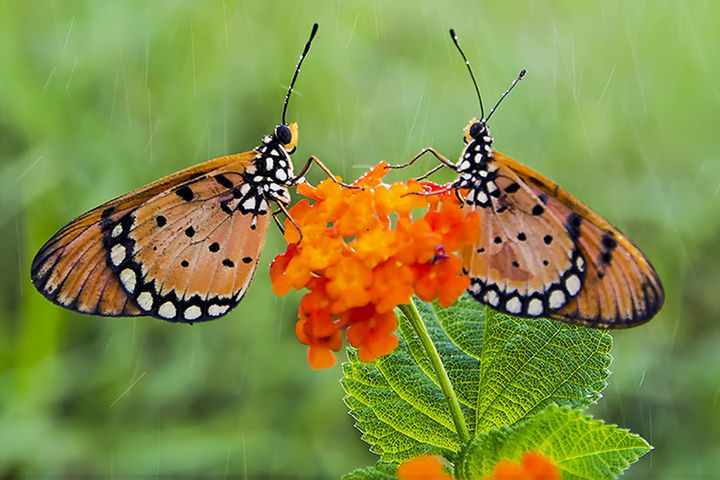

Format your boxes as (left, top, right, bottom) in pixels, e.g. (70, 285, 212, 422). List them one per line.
(493, 151, 664, 328)
(459, 160, 585, 319)
(31, 152, 258, 319)
(106, 165, 271, 323)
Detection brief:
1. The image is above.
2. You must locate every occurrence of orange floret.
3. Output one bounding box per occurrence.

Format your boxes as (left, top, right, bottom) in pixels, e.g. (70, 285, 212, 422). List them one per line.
(270, 162, 479, 369)
(484, 452, 560, 480)
(397, 455, 453, 480)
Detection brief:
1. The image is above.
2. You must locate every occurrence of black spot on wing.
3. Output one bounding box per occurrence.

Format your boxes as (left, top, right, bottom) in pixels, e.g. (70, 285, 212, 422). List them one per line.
(185, 226, 195, 238)
(175, 186, 194, 201)
(504, 182, 520, 193)
(222, 259, 235, 268)
(531, 204, 545, 216)
(601, 233, 617, 250)
(517, 232, 526, 241)
(242, 256, 253, 264)
(566, 213, 582, 240)
(220, 203, 233, 215)
(156, 215, 167, 227)
(600, 250, 613, 265)
(214, 174, 234, 189)
(209, 242, 220, 252)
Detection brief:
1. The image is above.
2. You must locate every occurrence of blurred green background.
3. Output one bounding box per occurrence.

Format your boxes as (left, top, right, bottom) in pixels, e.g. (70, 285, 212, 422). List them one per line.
(1, 0, 718, 478)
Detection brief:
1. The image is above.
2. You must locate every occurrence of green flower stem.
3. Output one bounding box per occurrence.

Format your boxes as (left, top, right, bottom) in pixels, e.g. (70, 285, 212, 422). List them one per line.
(398, 300, 470, 444)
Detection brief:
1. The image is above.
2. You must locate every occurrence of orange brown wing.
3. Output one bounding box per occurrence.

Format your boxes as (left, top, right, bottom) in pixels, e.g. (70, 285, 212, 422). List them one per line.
(106, 167, 271, 322)
(493, 151, 664, 328)
(459, 159, 585, 318)
(31, 152, 257, 318)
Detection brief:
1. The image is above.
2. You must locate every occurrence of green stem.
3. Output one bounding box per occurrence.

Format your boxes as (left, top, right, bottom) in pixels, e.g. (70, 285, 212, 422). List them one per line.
(398, 300, 470, 444)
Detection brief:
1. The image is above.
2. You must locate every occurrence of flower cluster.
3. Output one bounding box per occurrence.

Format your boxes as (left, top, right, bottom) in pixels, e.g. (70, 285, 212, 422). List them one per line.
(397, 452, 559, 480)
(270, 162, 479, 369)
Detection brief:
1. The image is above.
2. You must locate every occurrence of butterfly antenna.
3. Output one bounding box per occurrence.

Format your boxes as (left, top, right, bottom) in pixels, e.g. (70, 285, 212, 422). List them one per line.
(281, 23, 319, 125)
(486, 69, 526, 121)
(449, 28, 484, 120)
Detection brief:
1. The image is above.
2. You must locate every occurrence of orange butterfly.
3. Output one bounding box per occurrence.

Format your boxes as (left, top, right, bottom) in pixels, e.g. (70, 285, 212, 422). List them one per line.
(31, 24, 324, 323)
(400, 29, 664, 328)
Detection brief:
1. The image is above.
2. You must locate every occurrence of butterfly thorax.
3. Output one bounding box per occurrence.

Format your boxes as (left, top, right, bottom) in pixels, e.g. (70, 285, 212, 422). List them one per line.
(453, 121, 499, 207)
(234, 134, 295, 217)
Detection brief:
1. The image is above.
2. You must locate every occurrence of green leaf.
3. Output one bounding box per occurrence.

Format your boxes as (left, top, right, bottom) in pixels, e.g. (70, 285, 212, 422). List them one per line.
(475, 307, 613, 434)
(456, 405, 652, 480)
(342, 461, 397, 480)
(341, 293, 613, 463)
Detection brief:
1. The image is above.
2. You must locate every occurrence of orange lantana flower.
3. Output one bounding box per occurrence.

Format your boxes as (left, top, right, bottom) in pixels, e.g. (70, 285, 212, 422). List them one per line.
(484, 452, 560, 480)
(397, 455, 453, 480)
(270, 162, 479, 369)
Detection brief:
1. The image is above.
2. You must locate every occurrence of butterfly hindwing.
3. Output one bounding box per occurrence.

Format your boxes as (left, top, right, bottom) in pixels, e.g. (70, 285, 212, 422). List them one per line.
(494, 152, 664, 327)
(459, 157, 586, 318)
(105, 162, 271, 323)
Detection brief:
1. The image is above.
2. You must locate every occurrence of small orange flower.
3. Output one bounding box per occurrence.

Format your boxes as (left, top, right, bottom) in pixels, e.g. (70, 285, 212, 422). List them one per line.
(397, 455, 453, 480)
(484, 452, 560, 480)
(270, 162, 479, 369)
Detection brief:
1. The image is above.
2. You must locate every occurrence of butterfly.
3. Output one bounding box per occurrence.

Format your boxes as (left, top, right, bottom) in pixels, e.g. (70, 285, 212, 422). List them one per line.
(31, 24, 323, 324)
(400, 29, 664, 328)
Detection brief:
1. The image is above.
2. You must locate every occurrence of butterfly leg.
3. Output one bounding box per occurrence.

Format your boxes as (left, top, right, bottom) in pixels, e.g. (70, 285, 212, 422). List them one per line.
(273, 201, 304, 244)
(415, 163, 445, 181)
(292, 156, 361, 189)
(272, 209, 286, 234)
(402, 184, 456, 198)
(389, 147, 458, 171)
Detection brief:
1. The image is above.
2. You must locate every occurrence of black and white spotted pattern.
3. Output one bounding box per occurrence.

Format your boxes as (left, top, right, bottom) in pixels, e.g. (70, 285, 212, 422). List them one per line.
(467, 248, 586, 317)
(453, 124, 500, 208)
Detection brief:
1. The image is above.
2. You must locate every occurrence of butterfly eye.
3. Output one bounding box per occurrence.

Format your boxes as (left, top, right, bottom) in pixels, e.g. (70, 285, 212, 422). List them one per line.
(468, 121, 485, 139)
(275, 124, 293, 145)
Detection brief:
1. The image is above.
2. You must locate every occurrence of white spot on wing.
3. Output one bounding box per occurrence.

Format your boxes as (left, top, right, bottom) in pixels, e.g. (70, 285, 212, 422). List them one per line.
(120, 268, 136, 293)
(506, 296, 522, 314)
(549, 289, 566, 309)
(565, 274, 581, 296)
(184, 305, 202, 320)
(208, 304, 230, 316)
(110, 244, 126, 266)
(137, 291, 153, 310)
(111, 224, 123, 238)
(527, 298, 543, 316)
(158, 301, 176, 319)
(576, 256, 585, 271)
(485, 290, 500, 307)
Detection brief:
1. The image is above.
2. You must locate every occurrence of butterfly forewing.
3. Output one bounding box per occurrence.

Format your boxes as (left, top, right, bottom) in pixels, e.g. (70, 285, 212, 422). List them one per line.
(493, 152, 664, 327)
(459, 158, 585, 318)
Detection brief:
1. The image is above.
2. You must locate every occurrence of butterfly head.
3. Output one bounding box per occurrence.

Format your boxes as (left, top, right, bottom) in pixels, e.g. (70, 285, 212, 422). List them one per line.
(464, 118, 492, 145)
(274, 122, 299, 154)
